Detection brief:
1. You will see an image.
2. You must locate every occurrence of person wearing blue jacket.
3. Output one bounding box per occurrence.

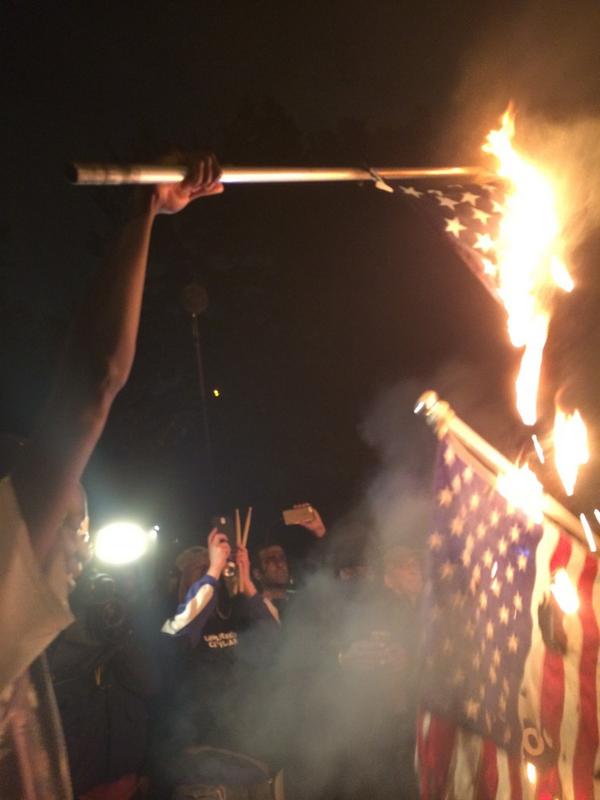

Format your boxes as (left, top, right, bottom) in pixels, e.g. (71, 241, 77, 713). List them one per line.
(160, 530, 280, 767)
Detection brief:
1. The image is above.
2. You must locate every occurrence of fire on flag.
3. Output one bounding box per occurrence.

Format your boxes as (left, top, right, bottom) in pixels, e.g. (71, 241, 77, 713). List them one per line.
(400, 107, 589, 499)
(417, 436, 600, 799)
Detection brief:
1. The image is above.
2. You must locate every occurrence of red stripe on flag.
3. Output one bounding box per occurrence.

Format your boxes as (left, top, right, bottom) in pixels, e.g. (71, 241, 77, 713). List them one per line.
(417, 712, 456, 800)
(538, 535, 572, 796)
(549, 532, 572, 573)
(573, 553, 600, 800)
(475, 738, 498, 799)
(508, 754, 523, 800)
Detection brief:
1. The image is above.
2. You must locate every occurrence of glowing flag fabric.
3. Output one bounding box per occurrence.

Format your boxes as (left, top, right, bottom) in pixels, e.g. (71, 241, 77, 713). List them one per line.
(398, 182, 504, 301)
(417, 435, 600, 799)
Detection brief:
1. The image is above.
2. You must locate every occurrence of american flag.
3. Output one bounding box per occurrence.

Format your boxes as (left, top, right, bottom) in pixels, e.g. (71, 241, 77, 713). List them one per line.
(417, 435, 600, 799)
(397, 181, 505, 301)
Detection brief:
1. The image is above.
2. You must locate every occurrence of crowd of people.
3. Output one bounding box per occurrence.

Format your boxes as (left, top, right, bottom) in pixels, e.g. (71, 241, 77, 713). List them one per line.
(0, 155, 424, 800)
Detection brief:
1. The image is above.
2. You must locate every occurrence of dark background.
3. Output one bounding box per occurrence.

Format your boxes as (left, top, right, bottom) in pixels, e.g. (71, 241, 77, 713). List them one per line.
(2, 0, 600, 554)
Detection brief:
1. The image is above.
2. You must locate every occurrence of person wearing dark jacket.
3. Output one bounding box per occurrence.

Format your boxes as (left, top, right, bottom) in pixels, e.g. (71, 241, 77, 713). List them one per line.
(47, 572, 160, 799)
(160, 530, 279, 770)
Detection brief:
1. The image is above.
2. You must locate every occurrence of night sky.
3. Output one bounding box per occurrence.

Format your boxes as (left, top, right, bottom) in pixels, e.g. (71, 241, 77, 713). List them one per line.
(3, 1, 600, 553)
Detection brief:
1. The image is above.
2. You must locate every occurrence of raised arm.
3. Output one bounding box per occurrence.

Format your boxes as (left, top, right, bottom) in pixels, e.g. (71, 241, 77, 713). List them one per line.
(11, 155, 222, 563)
(162, 529, 230, 641)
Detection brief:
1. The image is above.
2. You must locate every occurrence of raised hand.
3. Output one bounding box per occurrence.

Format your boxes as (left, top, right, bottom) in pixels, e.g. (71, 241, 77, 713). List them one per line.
(236, 544, 257, 597)
(153, 153, 223, 215)
(207, 529, 231, 579)
(294, 503, 326, 538)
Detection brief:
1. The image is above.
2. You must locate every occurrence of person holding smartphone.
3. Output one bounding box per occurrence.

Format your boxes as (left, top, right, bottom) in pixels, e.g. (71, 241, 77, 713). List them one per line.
(251, 503, 327, 618)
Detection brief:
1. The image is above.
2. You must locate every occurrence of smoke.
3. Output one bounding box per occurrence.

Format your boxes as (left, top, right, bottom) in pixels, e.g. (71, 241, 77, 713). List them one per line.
(433, 0, 600, 504)
(434, 0, 600, 248)
(223, 361, 517, 797)
(438, 0, 600, 161)
(150, 9, 600, 792)
(355, 362, 519, 561)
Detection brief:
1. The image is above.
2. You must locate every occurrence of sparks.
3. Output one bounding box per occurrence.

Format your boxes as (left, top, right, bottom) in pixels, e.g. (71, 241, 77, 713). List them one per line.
(579, 512, 597, 553)
(531, 434, 545, 464)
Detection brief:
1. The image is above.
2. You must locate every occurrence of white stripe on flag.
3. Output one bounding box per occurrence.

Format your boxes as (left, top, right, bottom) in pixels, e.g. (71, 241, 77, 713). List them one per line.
(519, 522, 559, 742)
(495, 747, 510, 799)
(451, 727, 482, 800)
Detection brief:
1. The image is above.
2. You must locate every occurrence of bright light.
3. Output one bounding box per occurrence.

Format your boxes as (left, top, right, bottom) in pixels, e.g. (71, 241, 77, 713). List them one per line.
(553, 407, 589, 496)
(526, 762, 537, 785)
(413, 399, 425, 415)
(483, 109, 572, 425)
(95, 521, 148, 565)
(550, 568, 580, 614)
(496, 465, 544, 523)
(213, 388, 221, 398)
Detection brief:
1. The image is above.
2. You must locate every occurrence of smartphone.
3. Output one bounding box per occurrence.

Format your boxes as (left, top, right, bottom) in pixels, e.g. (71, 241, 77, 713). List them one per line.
(211, 514, 234, 539)
(282, 506, 314, 526)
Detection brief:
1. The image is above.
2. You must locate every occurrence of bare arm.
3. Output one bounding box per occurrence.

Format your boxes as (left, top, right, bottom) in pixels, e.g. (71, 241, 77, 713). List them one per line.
(11, 155, 222, 563)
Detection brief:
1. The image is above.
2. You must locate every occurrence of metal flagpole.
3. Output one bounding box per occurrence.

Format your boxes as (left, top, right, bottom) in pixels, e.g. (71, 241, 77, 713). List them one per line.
(67, 163, 496, 186)
(414, 390, 595, 551)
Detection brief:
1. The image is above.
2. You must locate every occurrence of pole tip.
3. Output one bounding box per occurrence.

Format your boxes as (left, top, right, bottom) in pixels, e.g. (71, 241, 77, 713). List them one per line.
(414, 391, 439, 416)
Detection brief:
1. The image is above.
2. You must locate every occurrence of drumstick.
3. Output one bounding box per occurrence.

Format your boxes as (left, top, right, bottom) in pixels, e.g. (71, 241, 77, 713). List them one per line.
(235, 509, 241, 547)
(242, 507, 253, 548)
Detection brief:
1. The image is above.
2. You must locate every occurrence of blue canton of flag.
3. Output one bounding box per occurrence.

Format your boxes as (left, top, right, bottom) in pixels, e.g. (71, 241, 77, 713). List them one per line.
(421, 435, 542, 754)
(398, 181, 505, 300)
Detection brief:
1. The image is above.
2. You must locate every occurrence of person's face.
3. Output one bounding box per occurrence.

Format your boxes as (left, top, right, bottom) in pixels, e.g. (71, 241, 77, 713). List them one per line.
(258, 545, 289, 587)
(384, 555, 423, 598)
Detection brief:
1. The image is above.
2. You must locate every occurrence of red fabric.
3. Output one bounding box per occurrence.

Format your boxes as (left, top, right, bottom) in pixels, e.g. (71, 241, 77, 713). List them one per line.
(417, 712, 456, 800)
(78, 773, 139, 800)
(475, 738, 498, 799)
(573, 554, 600, 800)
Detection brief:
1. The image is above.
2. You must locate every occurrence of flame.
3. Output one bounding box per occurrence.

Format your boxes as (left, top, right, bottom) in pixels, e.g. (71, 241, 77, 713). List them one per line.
(550, 568, 580, 614)
(553, 407, 589, 496)
(531, 434, 545, 464)
(496, 464, 544, 523)
(526, 762, 537, 785)
(483, 110, 573, 426)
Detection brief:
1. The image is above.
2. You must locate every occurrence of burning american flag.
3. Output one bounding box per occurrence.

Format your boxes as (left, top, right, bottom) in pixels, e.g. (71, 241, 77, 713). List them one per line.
(401, 108, 590, 502)
(400, 109, 574, 429)
(417, 436, 600, 799)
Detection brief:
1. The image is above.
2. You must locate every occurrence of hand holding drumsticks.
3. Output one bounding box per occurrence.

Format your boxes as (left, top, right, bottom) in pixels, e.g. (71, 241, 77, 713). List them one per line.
(235, 507, 253, 593)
